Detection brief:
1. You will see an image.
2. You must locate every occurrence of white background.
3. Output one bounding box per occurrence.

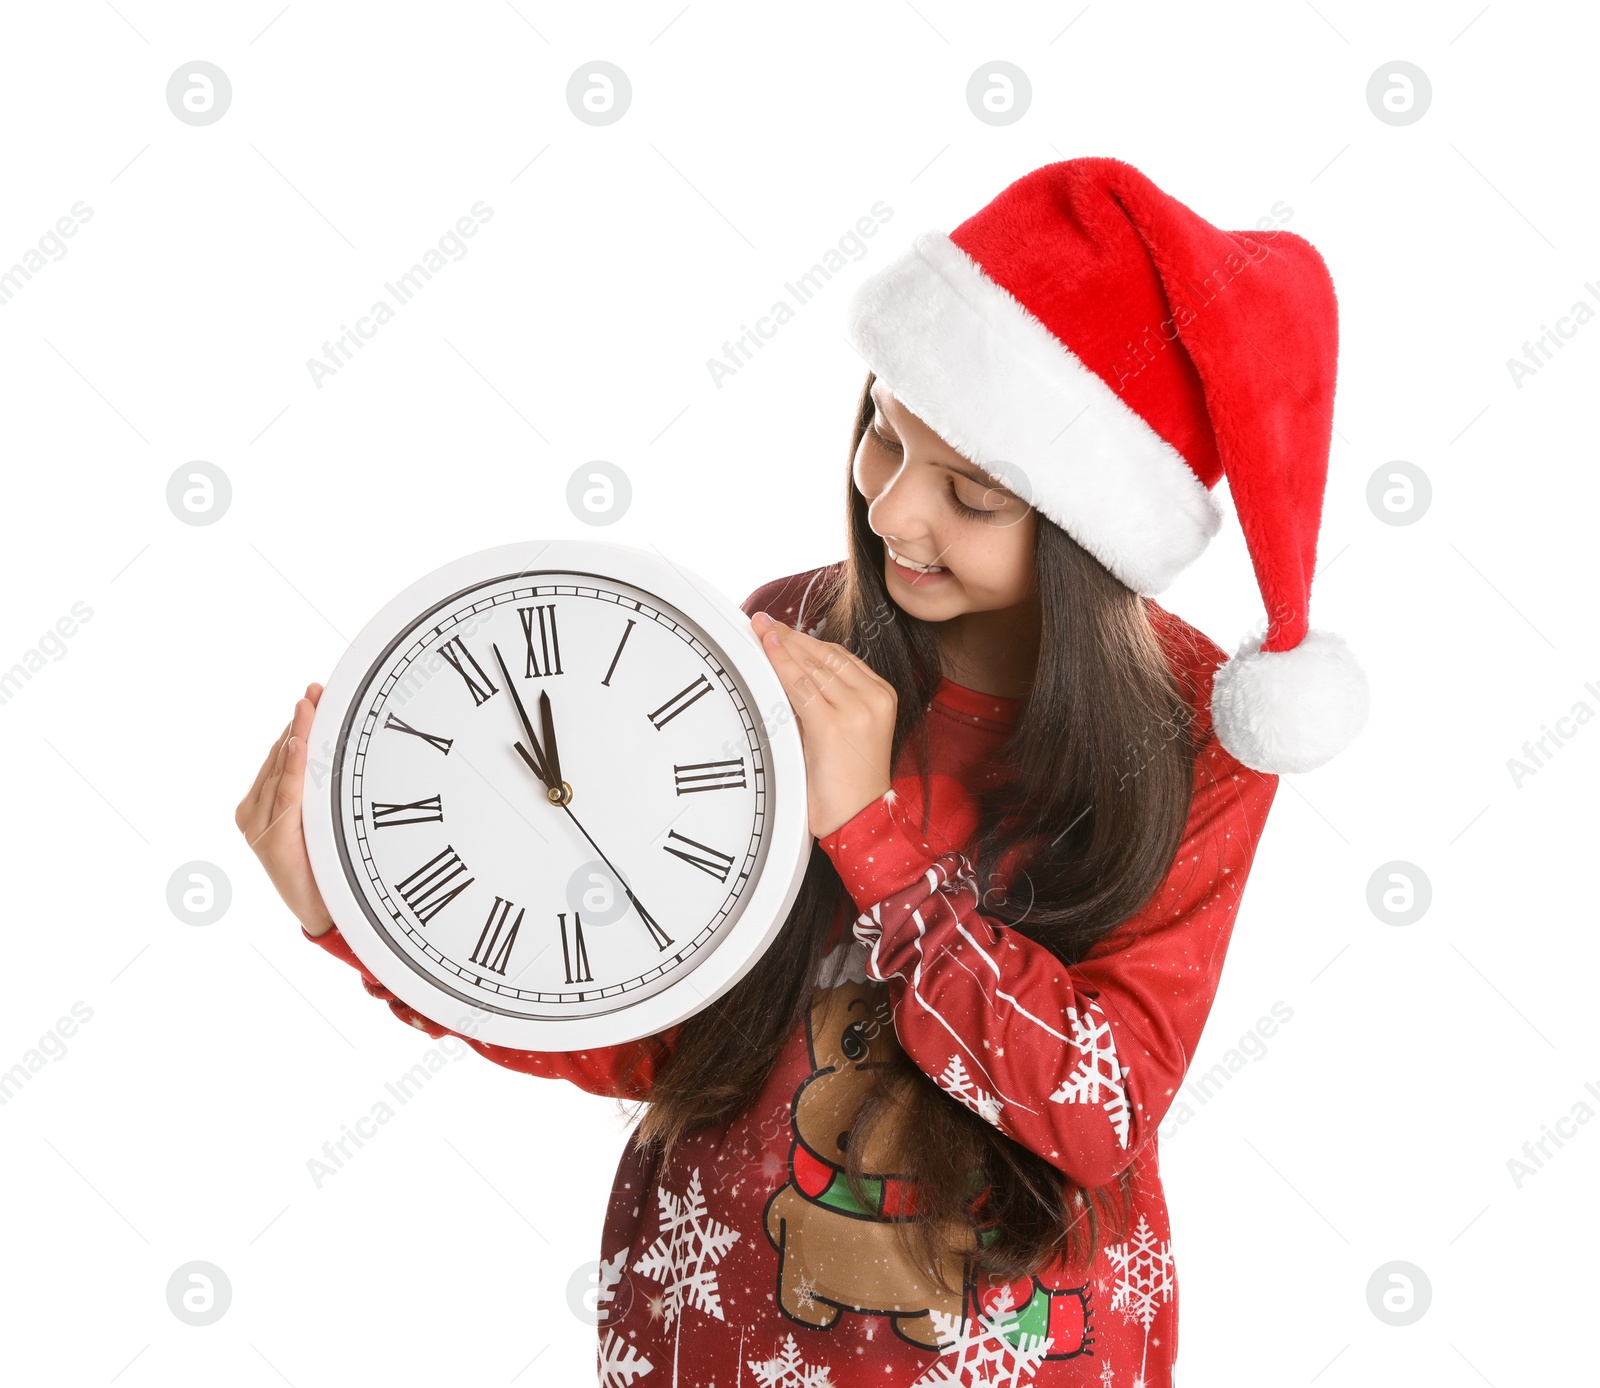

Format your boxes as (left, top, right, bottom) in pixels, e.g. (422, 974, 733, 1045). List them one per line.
(1, 1, 1594, 1383)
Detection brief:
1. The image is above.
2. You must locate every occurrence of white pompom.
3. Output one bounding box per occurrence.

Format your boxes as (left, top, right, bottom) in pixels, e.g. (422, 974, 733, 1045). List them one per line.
(1210, 629, 1371, 774)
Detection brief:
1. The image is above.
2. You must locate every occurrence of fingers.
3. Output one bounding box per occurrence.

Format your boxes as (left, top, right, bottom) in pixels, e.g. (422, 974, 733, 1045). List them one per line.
(754, 615, 889, 711)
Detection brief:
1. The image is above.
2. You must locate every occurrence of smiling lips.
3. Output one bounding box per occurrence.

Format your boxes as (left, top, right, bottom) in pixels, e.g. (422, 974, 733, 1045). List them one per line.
(885, 542, 948, 579)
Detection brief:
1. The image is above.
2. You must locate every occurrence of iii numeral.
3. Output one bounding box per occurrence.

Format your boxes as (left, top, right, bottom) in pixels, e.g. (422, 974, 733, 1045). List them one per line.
(519, 604, 563, 678)
(370, 794, 444, 828)
(648, 674, 713, 730)
(384, 713, 453, 755)
(674, 759, 747, 795)
(663, 829, 737, 884)
(557, 911, 592, 985)
(395, 846, 475, 925)
(470, 896, 523, 976)
(438, 637, 498, 706)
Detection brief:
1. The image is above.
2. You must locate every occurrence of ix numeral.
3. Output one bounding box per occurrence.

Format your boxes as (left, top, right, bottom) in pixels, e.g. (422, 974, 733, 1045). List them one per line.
(519, 604, 563, 678)
(673, 759, 747, 795)
(648, 675, 713, 730)
(470, 896, 523, 976)
(395, 846, 475, 925)
(438, 637, 498, 706)
(370, 794, 444, 828)
(663, 829, 737, 884)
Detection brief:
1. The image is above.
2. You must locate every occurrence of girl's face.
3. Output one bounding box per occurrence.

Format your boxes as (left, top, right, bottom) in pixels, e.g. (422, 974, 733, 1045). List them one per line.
(853, 381, 1036, 619)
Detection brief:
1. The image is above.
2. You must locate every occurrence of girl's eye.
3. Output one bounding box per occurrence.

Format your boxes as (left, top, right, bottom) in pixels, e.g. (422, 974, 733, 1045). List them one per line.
(870, 424, 903, 454)
(950, 479, 1001, 523)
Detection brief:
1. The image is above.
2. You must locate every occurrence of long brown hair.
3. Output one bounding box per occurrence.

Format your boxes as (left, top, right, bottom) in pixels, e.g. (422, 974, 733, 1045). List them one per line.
(620, 372, 1202, 1286)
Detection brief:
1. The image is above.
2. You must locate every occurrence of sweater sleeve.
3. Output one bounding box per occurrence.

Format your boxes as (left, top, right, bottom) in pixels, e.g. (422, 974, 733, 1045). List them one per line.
(815, 734, 1278, 1188)
(300, 920, 681, 1101)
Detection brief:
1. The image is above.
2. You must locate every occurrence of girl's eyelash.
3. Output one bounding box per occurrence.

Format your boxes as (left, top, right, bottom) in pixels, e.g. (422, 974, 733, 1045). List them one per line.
(870, 417, 1000, 521)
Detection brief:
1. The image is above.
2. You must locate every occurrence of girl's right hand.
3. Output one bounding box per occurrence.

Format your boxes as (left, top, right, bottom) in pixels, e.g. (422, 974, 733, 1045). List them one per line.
(236, 684, 336, 938)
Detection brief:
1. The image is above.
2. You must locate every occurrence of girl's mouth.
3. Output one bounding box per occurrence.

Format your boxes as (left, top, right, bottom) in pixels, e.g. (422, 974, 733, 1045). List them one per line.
(886, 544, 950, 586)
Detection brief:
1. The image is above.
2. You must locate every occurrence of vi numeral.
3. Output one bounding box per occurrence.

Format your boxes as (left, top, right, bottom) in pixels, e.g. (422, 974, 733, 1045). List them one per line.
(556, 911, 593, 985)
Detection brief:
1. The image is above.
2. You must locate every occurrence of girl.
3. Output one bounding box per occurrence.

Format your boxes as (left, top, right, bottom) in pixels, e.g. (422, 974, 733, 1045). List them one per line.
(238, 157, 1368, 1386)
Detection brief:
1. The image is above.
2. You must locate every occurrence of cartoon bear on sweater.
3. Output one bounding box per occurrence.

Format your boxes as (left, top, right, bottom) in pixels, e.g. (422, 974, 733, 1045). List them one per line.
(762, 941, 1093, 1356)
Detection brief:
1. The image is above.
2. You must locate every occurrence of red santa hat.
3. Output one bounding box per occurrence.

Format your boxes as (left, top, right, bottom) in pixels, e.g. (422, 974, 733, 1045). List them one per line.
(845, 155, 1370, 775)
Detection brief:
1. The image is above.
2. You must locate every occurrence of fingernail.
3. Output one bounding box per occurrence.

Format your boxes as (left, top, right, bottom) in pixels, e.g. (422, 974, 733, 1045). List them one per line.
(752, 610, 772, 626)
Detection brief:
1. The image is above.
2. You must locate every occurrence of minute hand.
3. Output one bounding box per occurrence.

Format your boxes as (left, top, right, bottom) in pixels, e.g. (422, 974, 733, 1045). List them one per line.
(510, 745, 673, 953)
(492, 644, 558, 796)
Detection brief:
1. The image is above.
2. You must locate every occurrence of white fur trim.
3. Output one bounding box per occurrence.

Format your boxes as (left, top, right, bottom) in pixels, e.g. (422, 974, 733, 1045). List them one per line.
(1211, 629, 1371, 774)
(845, 230, 1223, 595)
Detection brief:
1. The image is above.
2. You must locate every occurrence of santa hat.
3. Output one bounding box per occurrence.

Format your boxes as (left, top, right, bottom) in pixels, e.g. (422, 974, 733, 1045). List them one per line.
(844, 156, 1370, 775)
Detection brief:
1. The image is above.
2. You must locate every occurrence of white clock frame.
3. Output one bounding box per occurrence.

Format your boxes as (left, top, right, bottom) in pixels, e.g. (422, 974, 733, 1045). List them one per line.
(302, 538, 811, 1051)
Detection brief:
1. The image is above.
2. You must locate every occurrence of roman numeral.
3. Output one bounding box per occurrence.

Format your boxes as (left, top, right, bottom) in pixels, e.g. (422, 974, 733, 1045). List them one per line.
(601, 619, 635, 688)
(663, 829, 737, 884)
(438, 637, 497, 706)
(674, 759, 747, 795)
(519, 604, 563, 678)
(470, 896, 523, 976)
(395, 846, 475, 925)
(648, 674, 713, 730)
(384, 713, 453, 755)
(370, 794, 444, 828)
(556, 911, 593, 984)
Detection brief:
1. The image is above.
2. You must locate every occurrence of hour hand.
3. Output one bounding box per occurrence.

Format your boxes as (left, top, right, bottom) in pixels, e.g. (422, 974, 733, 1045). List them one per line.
(513, 738, 552, 788)
(538, 689, 562, 790)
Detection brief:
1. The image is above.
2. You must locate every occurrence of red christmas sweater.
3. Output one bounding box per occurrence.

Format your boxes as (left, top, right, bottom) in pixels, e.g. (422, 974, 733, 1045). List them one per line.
(303, 563, 1278, 1387)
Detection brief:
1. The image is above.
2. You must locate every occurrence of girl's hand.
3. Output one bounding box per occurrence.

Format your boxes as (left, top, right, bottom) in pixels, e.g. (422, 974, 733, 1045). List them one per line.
(235, 684, 337, 938)
(751, 611, 896, 839)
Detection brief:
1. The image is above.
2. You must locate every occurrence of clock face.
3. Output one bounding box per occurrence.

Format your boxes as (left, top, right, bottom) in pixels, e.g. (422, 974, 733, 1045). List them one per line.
(322, 561, 784, 1034)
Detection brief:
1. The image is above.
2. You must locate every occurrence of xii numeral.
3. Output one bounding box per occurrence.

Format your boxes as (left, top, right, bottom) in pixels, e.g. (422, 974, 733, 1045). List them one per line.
(370, 794, 444, 828)
(470, 896, 523, 976)
(673, 759, 746, 795)
(395, 846, 475, 925)
(438, 637, 498, 706)
(556, 911, 592, 985)
(663, 829, 737, 884)
(519, 604, 563, 678)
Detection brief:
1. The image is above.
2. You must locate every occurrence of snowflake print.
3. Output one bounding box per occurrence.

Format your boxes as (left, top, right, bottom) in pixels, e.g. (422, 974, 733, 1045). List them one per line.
(1048, 998, 1131, 1148)
(938, 1054, 1004, 1126)
(748, 1332, 836, 1387)
(598, 1329, 653, 1387)
(631, 1167, 741, 1388)
(1105, 1213, 1175, 1387)
(912, 1283, 1053, 1387)
(595, 1247, 628, 1324)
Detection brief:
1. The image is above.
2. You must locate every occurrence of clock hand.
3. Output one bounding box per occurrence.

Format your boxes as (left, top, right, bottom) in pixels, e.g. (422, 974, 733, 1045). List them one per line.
(493, 643, 567, 804)
(513, 737, 554, 790)
(538, 689, 563, 796)
(509, 737, 674, 952)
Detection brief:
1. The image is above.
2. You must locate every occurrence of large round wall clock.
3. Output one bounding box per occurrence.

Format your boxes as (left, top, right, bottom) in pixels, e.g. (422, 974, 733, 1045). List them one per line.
(302, 539, 810, 1051)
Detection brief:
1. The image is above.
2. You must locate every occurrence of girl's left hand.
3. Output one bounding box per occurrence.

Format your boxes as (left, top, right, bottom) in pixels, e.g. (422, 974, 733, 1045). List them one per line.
(751, 610, 896, 839)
